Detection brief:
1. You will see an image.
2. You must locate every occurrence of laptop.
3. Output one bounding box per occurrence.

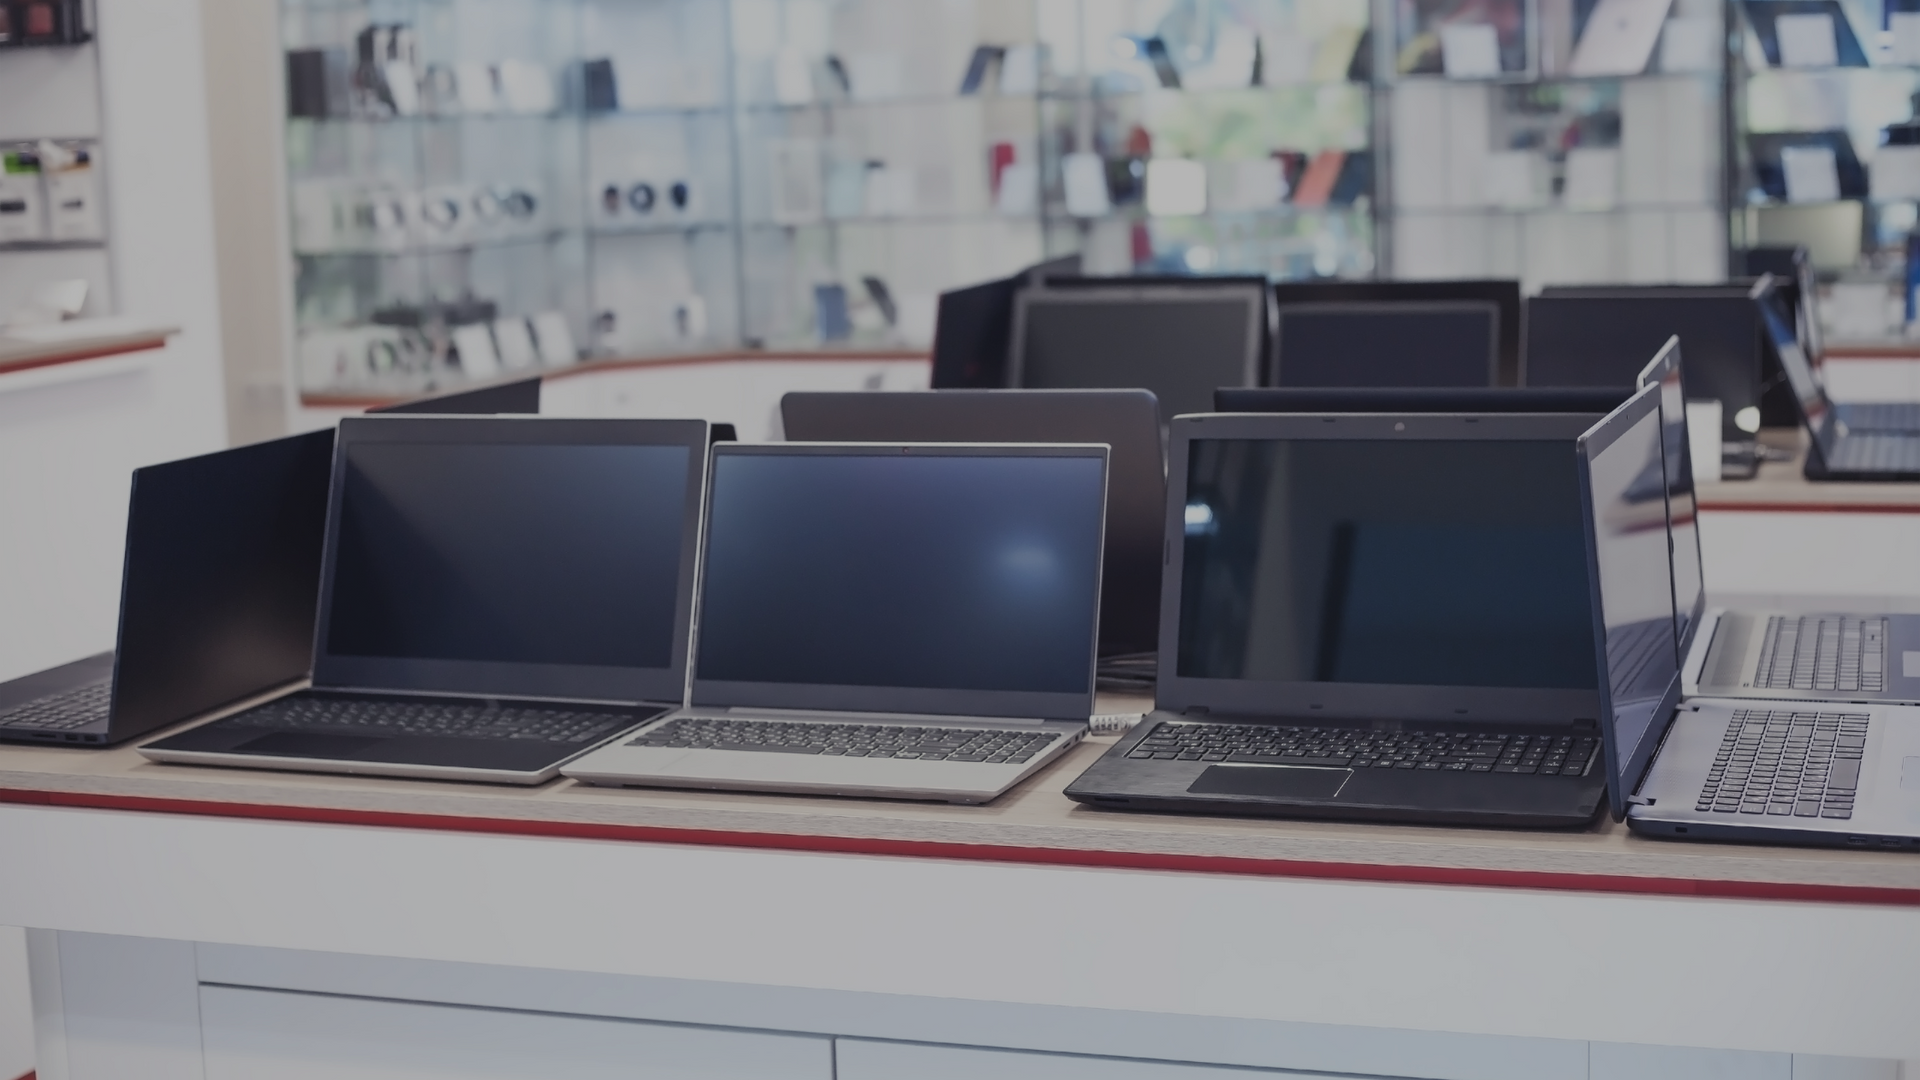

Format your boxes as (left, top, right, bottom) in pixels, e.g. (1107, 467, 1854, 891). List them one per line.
(563, 442, 1108, 804)
(1758, 285, 1920, 466)
(1270, 301, 1497, 389)
(1064, 411, 1609, 827)
(0, 430, 335, 747)
(141, 416, 709, 784)
(1217, 387, 1630, 414)
(1634, 337, 1920, 707)
(1578, 382, 1920, 850)
(779, 388, 1164, 660)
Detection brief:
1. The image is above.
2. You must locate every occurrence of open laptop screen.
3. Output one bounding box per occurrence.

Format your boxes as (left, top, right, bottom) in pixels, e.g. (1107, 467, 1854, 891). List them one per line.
(313, 417, 705, 703)
(692, 445, 1106, 719)
(1637, 340, 1706, 657)
(1577, 386, 1683, 817)
(1272, 302, 1496, 388)
(1178, 438, 1595, 690)
(1757, 283, 1833, 451)
(1011, 285, 1263, 419)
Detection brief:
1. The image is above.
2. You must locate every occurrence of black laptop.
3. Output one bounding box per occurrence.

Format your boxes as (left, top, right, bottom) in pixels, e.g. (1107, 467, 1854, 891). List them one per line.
(1758, 283, 1920, 481)
(0, 430, 335, 747)
(1065, 411, 1608, 827)
(780, 389, 1164, 661)
(141, 416, 708, 784)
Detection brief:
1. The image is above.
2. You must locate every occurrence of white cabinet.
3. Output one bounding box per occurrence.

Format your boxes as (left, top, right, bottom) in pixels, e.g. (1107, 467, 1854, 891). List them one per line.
(834, 1039, 1351, 1080)
(200, 985, 833, 1080)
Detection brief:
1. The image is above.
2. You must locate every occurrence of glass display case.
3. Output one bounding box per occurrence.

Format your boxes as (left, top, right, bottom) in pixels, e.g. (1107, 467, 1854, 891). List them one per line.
(1379, 0, 1729, 291)
(1031, 0, 1377, 279)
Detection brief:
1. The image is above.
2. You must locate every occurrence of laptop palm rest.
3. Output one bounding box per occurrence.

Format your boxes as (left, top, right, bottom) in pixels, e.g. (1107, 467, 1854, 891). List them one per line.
(1189, 765, 1352, 799)
(236, 732, 386, 758)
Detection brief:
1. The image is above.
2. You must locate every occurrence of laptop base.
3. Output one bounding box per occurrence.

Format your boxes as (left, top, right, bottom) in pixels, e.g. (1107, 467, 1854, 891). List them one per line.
(0, 652, 116, 746)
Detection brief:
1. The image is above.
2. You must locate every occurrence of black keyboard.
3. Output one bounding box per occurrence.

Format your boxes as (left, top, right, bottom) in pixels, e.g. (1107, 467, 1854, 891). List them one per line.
(224, 695, 631, 745)
(630, 717, 1059, 763)
(1696, 709, 1868, 820)
(1831, 432, 1920, 471)
(1755, 616, 1885, 694)
(1126, 721, 1598, 776)
(0, 681, 110, 732)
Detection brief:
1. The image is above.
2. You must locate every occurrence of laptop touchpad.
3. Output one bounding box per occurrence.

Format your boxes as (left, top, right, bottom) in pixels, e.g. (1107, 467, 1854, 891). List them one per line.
(1188, 765, 1351, 799)
(236, 732, 386, 758)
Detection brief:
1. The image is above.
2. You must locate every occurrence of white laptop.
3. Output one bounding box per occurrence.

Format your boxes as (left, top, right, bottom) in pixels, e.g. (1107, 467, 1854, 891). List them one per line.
(1579, 383, 1920, 850)
(564, 441, 1108, 804)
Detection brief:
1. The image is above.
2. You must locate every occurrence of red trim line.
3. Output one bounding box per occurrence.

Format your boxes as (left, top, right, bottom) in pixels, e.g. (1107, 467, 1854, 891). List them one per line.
(0, 337, 170, 377)
(13, 1071, 33, 1080)
(1699, 501, 1920, 515)
(3, 787, 1916, 908)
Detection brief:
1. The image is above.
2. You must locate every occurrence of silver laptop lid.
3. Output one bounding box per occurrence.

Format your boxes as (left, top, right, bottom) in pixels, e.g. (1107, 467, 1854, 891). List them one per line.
(311, 416, 709, 704)
(689, 443, 1107, 722)
(1158, 412, 1604, 724)
(1576, 384, 1686, 820)
(1634, 337, 1707, 664)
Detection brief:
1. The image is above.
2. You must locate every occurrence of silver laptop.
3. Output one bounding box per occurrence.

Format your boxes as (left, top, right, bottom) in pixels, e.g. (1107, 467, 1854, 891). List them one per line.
(1634, 336, 1920, 706)
(1580, 382, 1920, 849)
(564, 442, 1108, 804)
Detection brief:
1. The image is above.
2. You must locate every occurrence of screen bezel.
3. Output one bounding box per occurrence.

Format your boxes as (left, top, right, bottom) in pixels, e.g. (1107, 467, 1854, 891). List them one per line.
(1272, 300, 1499, 388)
(1007, 284, 1266, 410)
(1157, 411, 1605, 724)
(1633, 336, 1709, 662)
(1575, 385, 1686, 821)
(689, 442, 1108, 721)
(310, 415, 709, 704)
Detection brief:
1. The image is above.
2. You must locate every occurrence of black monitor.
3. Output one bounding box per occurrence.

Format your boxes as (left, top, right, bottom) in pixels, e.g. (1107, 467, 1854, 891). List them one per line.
(1217, 387, 1630, 414)
(1010, 283, 1266, 419)
(929, 255, 1081, 389)
(1522, 290, 1763, 440)
(371, 375, 542, 414)
(1271, 301, 1497, 388)
(1272, 280, 1522, 386)
(781, 388, 1165, 658)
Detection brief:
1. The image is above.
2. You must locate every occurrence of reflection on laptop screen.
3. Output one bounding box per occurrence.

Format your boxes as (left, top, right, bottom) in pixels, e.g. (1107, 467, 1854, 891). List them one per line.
(1649, 359, 1704, 651)
(696, 450, 1104, 694)
(327, 442, 692, 669)
(1015, 289, 1260, 418)
(1582, 401, 1680, 785)
(1273, 303, 1496, 388)
(1178, 439, 1595, 689)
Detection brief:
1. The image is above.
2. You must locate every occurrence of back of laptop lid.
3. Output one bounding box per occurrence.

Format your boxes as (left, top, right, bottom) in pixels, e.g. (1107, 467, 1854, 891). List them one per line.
(110, 429, 336, 738)
(691, 443, 1106, 721)
(779, 389, 1163, 657)
(1271, 301, 1497, 388)
(311, 417, 707, 703)
(1575, 385, 1684, 819)
(1159, 412, 1601, 723)
(1216, 387, 1629, 414)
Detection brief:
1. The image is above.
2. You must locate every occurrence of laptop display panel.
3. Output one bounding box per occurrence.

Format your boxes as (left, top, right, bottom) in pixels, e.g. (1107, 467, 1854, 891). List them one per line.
(1635, 339, 1707, 660)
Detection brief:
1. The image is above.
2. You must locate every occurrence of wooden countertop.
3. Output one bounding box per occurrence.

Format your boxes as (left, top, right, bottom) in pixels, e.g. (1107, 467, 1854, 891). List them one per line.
(3, 690, 1917, 906)
(1697, 429, 1920, 512)
(0, 319, 176, 378)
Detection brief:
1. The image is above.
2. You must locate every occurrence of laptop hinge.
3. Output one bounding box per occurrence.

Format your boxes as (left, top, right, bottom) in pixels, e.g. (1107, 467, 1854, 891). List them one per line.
(1626, 794, 1655, 807)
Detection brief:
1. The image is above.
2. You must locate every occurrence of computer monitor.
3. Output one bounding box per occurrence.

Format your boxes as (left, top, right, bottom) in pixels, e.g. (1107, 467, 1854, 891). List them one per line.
(1216, 387, 1630, 414)
(1271, 301, 1497, 388)
(781, 388, 1165, 658)
(929, 255, 1081, 389)
(1522, 291, 1763, 440)
(1271, 280, 1522, 385)
(1009, 283, 1266, 420)
(371, 375, 541, 414)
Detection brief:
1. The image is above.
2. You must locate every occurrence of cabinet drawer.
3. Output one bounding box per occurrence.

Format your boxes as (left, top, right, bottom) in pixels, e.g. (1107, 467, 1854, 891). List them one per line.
(835, 1039, 1350, 1080)
(201, 985, 832, 1080)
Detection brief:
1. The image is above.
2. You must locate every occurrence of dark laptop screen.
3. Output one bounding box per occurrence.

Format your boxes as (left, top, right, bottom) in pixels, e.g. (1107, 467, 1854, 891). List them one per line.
(1579, 391, 1682, 805)
(1178, 438, 1595, 689)
(326, 442, 691, 670)
(695, 449, 1104, 701)
(1643, 347, 1706, 655)
(1014, 288, 1261, 418)
(1272, 303, 1496, 388)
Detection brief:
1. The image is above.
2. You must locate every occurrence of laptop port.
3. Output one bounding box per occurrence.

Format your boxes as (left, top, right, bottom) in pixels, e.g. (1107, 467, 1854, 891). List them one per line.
(1847, 837, 1869, 846)
(1674, 826, 1688, 834)
(1882, 838, 1904, 848)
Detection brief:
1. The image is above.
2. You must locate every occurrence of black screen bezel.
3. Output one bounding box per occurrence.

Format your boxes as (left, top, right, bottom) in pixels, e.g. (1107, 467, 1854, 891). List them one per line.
(1157, 412, 1604, 724)
(310, 415, 708, 704)
(1633, 336, 1709, 663)
(689, 442, 1108, 721)
(1575, 385, 1686, 821)
(1007, 284, 1266, 413)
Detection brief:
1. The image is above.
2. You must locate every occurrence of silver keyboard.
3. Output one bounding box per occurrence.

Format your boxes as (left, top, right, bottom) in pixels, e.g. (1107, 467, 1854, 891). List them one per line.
(1696, 709, 1867, 820)
(1754, 616, 1885, 694)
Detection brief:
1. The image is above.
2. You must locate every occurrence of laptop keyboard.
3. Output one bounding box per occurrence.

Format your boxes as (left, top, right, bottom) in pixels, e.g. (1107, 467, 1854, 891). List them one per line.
(629, 718, 1058, 762)
(1839, 402, 1920, 431)
(224, 696, 632, 744)
(1696, 709, 1868, 820)
(1755, 616, 1885, 694)
(1830, 432, 1920, 471)
(0, 681, 110, 732)
(1126, 722, 1598, 776)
